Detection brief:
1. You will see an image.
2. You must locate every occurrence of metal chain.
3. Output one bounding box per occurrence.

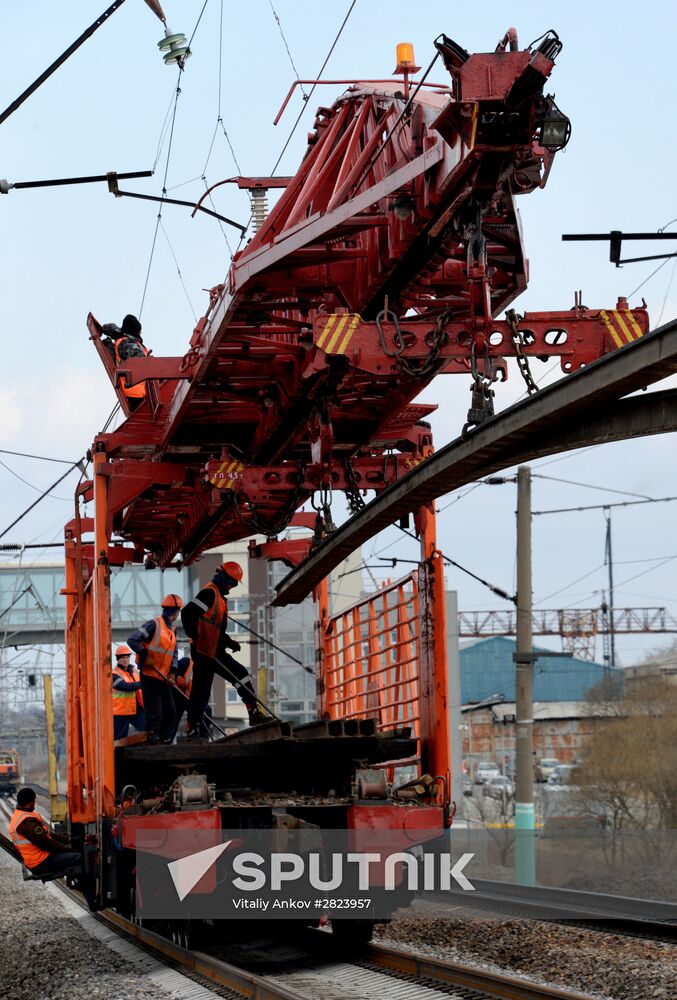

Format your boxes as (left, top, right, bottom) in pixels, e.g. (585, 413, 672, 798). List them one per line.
(506, 308, 539, 395)
(233, 465, 306, 538)
(375, 306, 450, 380)
(463, 340, 496, 434)
(343, 457, 367, 513)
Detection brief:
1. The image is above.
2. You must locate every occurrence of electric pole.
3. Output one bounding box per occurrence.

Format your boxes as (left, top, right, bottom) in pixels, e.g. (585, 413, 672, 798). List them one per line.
(604, 507, 616, 671)
(515, 465, 536, 885)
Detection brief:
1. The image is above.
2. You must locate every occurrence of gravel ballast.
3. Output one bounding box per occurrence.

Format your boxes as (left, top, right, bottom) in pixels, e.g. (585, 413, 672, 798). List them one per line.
(0, 849, 189, 1000)
(376, 910, 677, 1000)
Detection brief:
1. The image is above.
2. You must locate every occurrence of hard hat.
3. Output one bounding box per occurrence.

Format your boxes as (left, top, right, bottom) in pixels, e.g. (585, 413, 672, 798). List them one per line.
(115, 644, 132, 658)
(161, 593, 184, 609)
(219, 561, 243, 583)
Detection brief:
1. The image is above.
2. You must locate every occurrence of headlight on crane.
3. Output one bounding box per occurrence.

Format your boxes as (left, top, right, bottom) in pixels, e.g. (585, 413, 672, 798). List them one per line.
(538, 98, 571, 151)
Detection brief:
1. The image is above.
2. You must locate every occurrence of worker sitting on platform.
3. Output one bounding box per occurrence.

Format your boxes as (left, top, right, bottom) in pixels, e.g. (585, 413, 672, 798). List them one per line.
(182, 562, 266, 737)
(127, 594, 183, 744)
(102, 313, 149, 410)
(112, 644, 142, 741)
(9, 787, 80, 881)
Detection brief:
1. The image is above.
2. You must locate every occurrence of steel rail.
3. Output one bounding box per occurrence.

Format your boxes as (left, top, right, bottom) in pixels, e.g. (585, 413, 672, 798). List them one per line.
(440, 879, 677, 942)
(53, 882, 593, 1000)
(274, 317, 677, 605)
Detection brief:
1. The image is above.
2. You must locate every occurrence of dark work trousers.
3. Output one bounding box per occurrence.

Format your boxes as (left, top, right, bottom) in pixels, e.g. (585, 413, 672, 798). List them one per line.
(31, 850, 81, 878)
(168, 687, 188, 742)
(113, 715, 133, 741)
(140, 674, 176, 742)
(187, 653, 256, 732)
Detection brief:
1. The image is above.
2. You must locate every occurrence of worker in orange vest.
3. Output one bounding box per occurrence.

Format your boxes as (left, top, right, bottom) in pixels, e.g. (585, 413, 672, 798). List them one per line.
(102, 314, 149, 410)
(181, 562, 266, 738)
(112, 644, 142, 741)
(9, 787, 80, 880)
(128, 594, 183, 744)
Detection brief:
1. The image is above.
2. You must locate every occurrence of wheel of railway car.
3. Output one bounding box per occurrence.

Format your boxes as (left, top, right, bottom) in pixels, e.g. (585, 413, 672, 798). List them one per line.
(331, 918, 375, 948)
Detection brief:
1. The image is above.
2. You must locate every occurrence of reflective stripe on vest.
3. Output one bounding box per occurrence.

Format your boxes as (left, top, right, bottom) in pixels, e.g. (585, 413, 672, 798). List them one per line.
(112, 666, 137, 716)
(114, 338, 148, 399)
(9, 808, 51, 869)
(195, 583, 227, 659)
(141, 615, 177, 678)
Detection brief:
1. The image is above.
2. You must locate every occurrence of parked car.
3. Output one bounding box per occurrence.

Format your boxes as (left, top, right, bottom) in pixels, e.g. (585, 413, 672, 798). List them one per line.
(535, 757, 561, 782)
(474, 761, 501, 785)
(462, 774, 474, 796)
(547, 763, 575, 786)
(483, 775, 514, 799)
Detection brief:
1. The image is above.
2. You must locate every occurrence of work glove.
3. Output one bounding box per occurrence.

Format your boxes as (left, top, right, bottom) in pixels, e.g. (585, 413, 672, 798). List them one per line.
(225, 637, 241, 653)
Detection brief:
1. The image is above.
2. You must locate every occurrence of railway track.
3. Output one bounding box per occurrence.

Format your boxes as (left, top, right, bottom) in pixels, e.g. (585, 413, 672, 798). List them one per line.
(437, 879, 677, 944)
(53, 882, 596, 1000)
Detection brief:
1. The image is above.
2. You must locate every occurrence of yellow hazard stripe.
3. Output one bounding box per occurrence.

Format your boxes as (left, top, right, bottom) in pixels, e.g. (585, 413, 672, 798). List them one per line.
(612, 310, 635, 344)
(625, 310, 644, 339)
(316, 316, 337, 349)
(210, 459, 243, 488)
(600, 310, 624, 349)
(325, 315, 350, 353)
(335, 315, 361, 355)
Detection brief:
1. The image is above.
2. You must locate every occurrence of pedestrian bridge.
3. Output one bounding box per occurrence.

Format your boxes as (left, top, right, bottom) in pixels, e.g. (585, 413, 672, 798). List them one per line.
(0, 561, 228, 646)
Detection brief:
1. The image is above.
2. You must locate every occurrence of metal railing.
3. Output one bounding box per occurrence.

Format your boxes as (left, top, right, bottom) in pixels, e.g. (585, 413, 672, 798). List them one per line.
(322, 572, 421, 742)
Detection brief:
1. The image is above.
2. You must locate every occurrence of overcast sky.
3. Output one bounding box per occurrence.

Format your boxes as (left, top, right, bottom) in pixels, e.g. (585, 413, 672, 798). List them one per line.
(1, 0, 676, 667)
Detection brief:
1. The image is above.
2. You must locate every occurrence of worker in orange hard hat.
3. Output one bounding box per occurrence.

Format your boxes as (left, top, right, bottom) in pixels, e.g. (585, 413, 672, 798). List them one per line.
(182, 561, 266, 738)
(112, 644, 143, 741)
(127, 594, 184, 744)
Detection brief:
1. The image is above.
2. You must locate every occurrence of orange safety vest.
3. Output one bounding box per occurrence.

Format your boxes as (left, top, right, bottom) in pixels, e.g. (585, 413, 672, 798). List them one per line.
(9, 808, 51, 869)
(132, 667, 144, 709)
(112, 666, 137, 716)
(177, 659, 193, 697)
(141, 615, 177, 679)
(195, 583, 227, 659)
(114, 338, 149, 399)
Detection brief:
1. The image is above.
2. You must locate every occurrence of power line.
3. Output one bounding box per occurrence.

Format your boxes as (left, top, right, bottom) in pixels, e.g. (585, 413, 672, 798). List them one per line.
(0, 449, 78, 465)
(0, 459, 72, 501)
(271, 0, 359, 174)
(397, 525, 515, 603)
(0, 460, 85, 540)
(159, 220, 198, 322)
(267, 0, 307, 96)
(533, 495, 677, 516)
(532, 473, 654, 501)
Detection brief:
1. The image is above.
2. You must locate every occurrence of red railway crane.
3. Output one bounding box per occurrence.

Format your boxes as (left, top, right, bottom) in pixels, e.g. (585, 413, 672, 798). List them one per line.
(64, 29, 648, 920)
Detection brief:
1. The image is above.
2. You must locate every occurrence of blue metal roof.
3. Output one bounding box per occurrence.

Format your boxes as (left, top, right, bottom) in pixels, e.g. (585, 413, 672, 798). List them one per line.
(460, 637, 608, 703)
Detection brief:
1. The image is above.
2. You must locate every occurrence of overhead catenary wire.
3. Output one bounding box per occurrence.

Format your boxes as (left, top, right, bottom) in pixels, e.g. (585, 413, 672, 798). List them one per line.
(533, 494, 677, 516)
(267, 0, 307, 96)
(397, 525, 515, 603)
(0, 459, 72, 501)
(159, 220, 197, 321)
(0, 449, 80, 465)
(0, 460, 86, 540)
(531, 473, 654, 501)
(271, 0, 359, 175)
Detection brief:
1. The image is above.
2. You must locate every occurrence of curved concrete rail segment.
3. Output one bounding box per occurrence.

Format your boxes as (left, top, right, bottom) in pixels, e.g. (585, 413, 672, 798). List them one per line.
(274, 317, 677, 605)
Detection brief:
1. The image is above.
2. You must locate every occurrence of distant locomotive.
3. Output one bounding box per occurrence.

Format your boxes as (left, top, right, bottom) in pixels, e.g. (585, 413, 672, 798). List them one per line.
(0, 749, 21, 797)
